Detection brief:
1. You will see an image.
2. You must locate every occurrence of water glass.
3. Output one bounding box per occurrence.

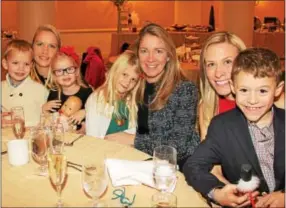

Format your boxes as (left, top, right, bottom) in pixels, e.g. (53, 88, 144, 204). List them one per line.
(82, 157, 108, 207)
(153, 145, 177, 192)
(151, 192, 177, 208)
(31, 126, 51, 176)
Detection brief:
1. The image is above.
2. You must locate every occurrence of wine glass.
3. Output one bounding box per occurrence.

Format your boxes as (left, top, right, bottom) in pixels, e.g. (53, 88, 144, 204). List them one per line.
(11, 106, 25, 139)
(48, 151, 67, 207)
(151, 192, 177, 208)
(153, 145, 177, 193)
(31, 126, 51, 176)
(82, 158, 108, 207)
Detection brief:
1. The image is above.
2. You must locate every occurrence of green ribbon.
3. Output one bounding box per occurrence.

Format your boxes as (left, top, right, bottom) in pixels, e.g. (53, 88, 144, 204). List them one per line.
(112, 187, 136, 207)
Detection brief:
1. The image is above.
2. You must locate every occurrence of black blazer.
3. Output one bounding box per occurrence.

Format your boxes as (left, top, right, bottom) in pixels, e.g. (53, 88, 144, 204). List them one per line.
(183, 106, 285, 200)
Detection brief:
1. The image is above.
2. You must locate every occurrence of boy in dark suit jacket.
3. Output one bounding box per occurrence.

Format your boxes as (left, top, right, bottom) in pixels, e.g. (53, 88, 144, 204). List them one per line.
(183, 48, 285, 207)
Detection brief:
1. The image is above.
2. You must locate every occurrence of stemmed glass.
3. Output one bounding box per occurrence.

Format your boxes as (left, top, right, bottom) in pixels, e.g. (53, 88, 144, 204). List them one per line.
(152, 145, 177, 207)
(47, 129, 67, 208)
(153, 145, 177, 192)
(11, 106, 25, 139)
(50, 123, 65, 153)
(31, 126, 51, 176)
(82, 157, 108, 207)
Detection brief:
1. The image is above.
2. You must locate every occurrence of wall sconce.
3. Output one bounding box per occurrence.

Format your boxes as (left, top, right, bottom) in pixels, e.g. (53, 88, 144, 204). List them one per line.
(255, 0, 260, 6)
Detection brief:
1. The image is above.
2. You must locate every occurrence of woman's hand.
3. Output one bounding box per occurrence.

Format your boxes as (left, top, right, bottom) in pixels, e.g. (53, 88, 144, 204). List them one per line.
(42, 100, 61, 113)
(68, 109, 85, 125)
(256, 191, 285, 208)
(105, 132, 135, 146)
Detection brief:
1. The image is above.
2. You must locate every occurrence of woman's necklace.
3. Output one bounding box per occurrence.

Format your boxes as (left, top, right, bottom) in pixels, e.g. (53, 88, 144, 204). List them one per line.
(115, 117, 126, 126)
(115, 100, 127, 126)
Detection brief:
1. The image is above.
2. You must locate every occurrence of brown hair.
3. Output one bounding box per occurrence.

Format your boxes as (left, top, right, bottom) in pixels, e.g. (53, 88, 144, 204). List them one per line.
(132, 23, 183, 110)
(232, 47, 283, 85)
(2, 39, 33, 59)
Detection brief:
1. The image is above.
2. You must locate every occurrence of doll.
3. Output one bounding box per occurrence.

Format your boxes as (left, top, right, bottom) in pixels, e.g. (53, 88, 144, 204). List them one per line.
(58, 96, 82, 132)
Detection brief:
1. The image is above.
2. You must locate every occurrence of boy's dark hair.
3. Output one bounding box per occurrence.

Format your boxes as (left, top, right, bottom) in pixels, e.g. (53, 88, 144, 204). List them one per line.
(232, 47, 283, 84)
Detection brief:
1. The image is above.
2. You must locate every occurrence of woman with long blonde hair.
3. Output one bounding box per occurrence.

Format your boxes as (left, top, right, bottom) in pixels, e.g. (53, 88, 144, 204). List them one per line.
(198, 31, 246, 184)
(199, 31, 246, 140)
(30, 24, 61, 89)
(85, 50, 143, 142)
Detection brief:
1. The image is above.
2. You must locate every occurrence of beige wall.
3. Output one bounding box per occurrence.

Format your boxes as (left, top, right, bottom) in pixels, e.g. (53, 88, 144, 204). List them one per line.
(254, 1, 285, 22)
(175, 1, 202, 25)
(2, 1, 285, 56)
(4, 1, 285, 31)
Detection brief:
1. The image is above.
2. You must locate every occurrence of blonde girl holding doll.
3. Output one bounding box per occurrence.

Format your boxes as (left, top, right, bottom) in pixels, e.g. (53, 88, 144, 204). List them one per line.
(85, 50, 143, 144)
(42, 46, 93, 129)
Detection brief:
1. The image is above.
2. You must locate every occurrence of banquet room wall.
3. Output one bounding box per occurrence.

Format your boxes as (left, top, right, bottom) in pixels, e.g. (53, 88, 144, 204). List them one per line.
(2, 1, 285, 58)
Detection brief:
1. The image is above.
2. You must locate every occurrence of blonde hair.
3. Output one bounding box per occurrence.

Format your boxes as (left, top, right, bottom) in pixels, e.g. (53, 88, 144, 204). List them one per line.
(132, 23, 184, 110)
(94, 50, 142, 128)
(49, 52, 88, 99)
(199, 31, 246, 133)
(2, 39, 33, 60)
(30, 24, 61, 88)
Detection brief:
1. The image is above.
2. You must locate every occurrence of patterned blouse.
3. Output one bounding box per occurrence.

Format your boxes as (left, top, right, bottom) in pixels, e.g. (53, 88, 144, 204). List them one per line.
(134, 80, 200, 163)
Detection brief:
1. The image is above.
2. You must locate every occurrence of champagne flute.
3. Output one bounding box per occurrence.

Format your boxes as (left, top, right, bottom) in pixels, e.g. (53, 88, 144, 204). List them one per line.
(11, 106, 25, 139)
(31, 126, 51, 176)
(50, 123, 65, 154)
(153, 145, 177, 193)
(48, 152, 67, 207)
(82, 158, 108, 207)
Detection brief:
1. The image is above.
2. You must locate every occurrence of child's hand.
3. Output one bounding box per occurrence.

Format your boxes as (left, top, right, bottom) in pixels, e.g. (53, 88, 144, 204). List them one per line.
(1, 112, 12, 127)
(75, 122, 86, 134)
(213, 184, 252, 207)
(256, 191, 285, 208)
(42, 100, 61, 113)
(68, 109, 85, 125)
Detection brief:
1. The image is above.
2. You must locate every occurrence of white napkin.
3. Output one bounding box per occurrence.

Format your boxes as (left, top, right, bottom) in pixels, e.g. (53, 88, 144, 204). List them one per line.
(105, 159, 177, 192)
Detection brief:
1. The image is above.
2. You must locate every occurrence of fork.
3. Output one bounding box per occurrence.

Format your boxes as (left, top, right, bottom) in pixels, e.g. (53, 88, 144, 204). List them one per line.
(65, 134, 84, 146)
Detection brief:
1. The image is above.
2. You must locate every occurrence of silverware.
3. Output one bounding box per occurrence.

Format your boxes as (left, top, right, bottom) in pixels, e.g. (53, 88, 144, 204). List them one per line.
(67, 164, 82, 172)
(143, 157, 153, 161)
(1, 151, 7, 155)
(65, 134, 84, 146)
(67, 161, 81, 167)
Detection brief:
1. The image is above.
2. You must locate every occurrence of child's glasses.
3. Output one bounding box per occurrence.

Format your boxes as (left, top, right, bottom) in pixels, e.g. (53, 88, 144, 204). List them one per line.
(53, 66, 76, 77)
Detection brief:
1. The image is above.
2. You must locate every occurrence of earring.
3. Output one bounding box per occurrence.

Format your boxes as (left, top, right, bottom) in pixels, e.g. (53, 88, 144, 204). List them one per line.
(167, 57, 170, 62)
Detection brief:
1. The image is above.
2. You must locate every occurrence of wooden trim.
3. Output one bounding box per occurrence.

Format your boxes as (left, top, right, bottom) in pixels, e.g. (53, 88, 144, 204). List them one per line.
(59, 28, 118, 34)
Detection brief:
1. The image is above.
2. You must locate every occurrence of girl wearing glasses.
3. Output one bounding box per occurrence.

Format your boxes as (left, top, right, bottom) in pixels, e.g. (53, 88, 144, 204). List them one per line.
(85, 50, 143, 142)
(42, 46, 93, 129)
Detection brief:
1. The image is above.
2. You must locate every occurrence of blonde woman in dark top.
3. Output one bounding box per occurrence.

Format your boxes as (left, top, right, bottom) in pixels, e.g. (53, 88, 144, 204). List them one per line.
(30, 24, 61, 89)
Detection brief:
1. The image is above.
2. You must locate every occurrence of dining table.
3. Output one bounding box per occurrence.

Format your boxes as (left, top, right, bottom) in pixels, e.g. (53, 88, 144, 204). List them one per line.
(2, 127, 208, 207)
